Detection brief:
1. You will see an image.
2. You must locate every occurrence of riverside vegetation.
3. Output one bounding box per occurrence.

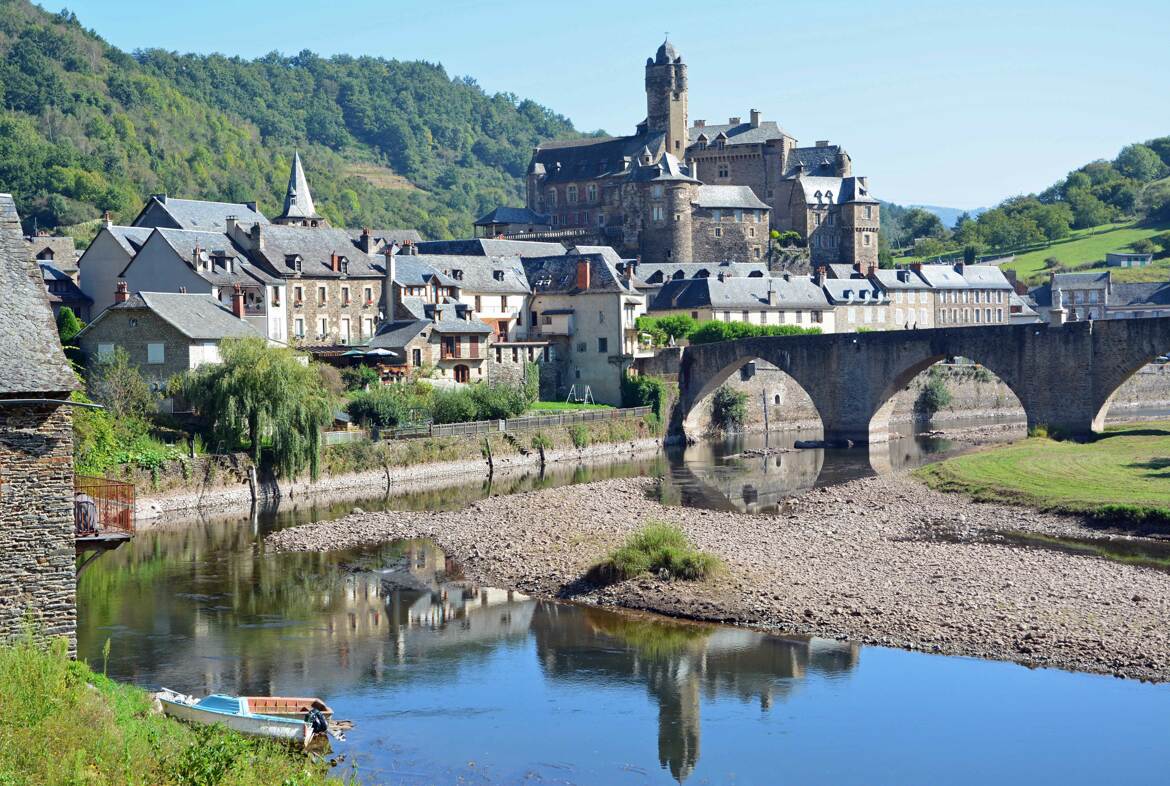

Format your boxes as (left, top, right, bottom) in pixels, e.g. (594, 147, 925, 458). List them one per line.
(0, 638, 334, 786)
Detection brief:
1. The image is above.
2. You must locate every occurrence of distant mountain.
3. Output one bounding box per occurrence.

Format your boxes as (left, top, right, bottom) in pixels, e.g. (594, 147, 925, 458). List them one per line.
(0, 0, 582, 240)
(908, 205, 988, 228)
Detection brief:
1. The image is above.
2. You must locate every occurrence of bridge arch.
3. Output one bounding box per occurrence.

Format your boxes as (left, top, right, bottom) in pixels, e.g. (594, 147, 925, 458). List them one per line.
(1090, 343, 1170, 431)
(681, 353, 824, 436)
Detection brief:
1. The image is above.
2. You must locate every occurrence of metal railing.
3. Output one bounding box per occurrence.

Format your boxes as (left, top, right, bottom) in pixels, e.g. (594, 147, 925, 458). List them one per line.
(74, 475, 135, 537)
(322, 429, 369, 446)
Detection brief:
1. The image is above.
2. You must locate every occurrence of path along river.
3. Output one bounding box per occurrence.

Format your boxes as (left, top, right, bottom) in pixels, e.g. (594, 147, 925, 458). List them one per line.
(77, 424, 1170, 785)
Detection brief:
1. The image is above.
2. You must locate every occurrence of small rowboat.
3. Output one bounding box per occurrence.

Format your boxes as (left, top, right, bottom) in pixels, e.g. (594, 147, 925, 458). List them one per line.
(157, 689, 331, 748)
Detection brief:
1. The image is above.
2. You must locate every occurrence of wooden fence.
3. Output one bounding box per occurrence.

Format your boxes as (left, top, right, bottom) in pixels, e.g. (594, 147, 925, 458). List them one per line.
(377, 406, 652, 442)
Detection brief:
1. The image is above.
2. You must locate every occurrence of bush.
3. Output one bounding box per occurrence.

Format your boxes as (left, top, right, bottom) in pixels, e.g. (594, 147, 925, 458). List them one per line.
(87, 347, 156, 420)
(341, 364, 380, 391)
(710, 385, 748, 431)
(591, 522, 723, 584)
(56, 306, 84, 343)
(621, 373, 673, 421)
(430, 388, 479, 424)
(569, 423, 590, 449)
(531, 431, 552, 451)
(347, 386, 408, 429)
(469, 382, 529, 420)
(314, 362, 346, 397)
(635, 314, 697, 346)
(915, 376, 952, 416)
(686, 320, 821, 346)
(1130, 238, 1156, 254)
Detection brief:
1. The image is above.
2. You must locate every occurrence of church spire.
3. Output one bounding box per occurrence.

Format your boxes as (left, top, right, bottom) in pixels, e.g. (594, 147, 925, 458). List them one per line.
(274, 150, 326, 227)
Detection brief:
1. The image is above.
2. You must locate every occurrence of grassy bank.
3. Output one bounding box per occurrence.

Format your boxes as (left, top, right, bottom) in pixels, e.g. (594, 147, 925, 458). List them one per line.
(1004, 220, 1170, 283)
(0, 638, 335, 786)
(915, 421, 1170, 528)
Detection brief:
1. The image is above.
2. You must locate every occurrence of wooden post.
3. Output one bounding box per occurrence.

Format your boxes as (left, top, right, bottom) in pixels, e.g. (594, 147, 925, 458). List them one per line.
(762, 388, 770, 450)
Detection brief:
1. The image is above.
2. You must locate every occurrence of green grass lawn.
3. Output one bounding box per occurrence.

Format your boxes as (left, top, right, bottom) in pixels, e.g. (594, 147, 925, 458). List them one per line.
(1004, 221, 1169, 283)
(527, 401, 615, 413)
(915, 421, 1170, 527)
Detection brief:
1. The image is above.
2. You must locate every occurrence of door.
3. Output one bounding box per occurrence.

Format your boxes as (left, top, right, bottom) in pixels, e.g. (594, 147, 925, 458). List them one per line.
(454, 365, 470, 384)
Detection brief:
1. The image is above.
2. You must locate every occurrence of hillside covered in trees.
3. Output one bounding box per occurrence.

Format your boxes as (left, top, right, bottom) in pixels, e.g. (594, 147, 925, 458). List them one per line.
(0, 0, 581, 240)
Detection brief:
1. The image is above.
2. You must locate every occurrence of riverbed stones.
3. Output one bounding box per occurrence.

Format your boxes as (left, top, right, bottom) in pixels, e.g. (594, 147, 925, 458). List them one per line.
(266, 474, 1170, 683)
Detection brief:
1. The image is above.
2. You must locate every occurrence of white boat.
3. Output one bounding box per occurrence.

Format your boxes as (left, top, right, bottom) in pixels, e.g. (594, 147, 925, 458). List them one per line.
(157, 690, 324, 748)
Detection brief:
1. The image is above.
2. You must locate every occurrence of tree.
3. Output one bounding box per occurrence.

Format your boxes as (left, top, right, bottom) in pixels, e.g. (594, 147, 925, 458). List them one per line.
(1066, 189, 1111, 229)
(87, 347, 156, 421)
(56, 306, 84, 343)
(711, 385, 748, 431)
(901, 208, 947, 242)
(1115, 144, 1167, 183)
(173, 338, 335, 479)
(341, 364, 380, 391)
(1139, 179, 1170, 224)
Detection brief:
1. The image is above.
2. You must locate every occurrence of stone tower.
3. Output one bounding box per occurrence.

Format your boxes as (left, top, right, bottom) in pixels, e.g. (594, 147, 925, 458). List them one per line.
(645, 39, 688, 158)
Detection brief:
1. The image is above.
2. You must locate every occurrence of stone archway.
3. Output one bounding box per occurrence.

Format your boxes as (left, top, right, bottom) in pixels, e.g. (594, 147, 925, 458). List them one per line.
(682, 356, 824, 436)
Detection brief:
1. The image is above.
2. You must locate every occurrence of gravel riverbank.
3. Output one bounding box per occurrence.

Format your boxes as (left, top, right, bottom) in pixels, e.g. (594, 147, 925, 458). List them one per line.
(266, 475, 1170, 682)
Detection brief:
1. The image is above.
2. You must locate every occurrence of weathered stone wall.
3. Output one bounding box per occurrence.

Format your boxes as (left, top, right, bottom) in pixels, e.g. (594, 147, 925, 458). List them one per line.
(0, 399, 75, 649)
(76, 306, 192, 388)
(691, 210, 766, 263)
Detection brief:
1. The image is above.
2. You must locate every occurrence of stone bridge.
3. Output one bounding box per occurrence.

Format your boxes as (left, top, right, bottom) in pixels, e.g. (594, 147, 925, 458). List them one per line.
(656, 318, 1170, 443)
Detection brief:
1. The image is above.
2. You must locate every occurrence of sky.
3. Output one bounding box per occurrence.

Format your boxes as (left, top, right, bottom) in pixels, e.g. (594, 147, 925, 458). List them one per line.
(55, 0, 1170, 209)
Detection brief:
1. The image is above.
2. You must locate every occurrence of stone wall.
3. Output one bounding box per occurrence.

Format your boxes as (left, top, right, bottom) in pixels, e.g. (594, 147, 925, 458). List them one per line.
(0, 399, 75, 649)
(691, 209, 766, 263)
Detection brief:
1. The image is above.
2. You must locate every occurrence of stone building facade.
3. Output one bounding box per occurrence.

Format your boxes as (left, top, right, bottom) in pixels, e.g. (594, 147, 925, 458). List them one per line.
(515, 40, 877, 266)
(0, 194, 79, 650)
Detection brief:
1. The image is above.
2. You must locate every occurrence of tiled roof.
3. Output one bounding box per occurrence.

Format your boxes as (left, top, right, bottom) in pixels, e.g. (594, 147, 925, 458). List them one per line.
(136, 196, 268, 231)
(694, 185, 769, 210)
(474, 206, 551, 226)
(345, 228, 423, 248)
(531, 132, 665, 184)
(523, 253, 637, 295)
(785, 145, 846, 177)
(366, 319, 427, 353)
(794, 175, 876, 205)
(687, 120, 789, 148)
(416, 254, 530, 294)
(651, 275, 828, 310)
(415, 238, 568, 258)
(92, 292, 262, 341)
(0, 194, 79, 393)
(393, 255, 457, 288)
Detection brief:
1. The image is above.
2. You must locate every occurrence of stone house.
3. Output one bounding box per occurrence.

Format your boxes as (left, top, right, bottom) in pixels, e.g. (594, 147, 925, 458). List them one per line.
(41, 261, 92, 322)
(871, 267, 935, 329)
(690, 185, 770, 262)
(630, 260, 768, 303)
(414, 253, 532, 341)
(25, 234, 79, 279)
(0, 193, 80, 649)
(74, 289, 264, 400)
(779, 174, 879, 267)
(820, 276, 890, 332)
(649, 272, 833, 332)
(366, 300, 494, 385)
(118, 227, 286, 342)
(131, 193, 268, 232)
(1029, 271, 1170, 322)
(914, 262, 1012, 327)
(77, 222, 153, 314)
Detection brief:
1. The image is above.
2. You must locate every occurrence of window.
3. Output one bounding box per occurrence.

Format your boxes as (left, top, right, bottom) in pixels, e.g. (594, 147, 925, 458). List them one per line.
(412, 348, 422, 366)
(597, 337, 608, 353)
(848, 307, 857, 324)
(364, 286, 373, 305)
(271, 287, 281, 306)
(511, 347, 519, 362)
(812, 311, 822, 323)
(863, 233, 871, 246)
(294, 318, 305, 338)
(652, 185, 664, 199)
(499, 295, 507, 311)
(586, 184, 597, 202)
(318, 316, 328, 337)
(896, 308, 904, 324)
(547, 188, 557, 207)
(952, 308, 958, 323)
(753, 247, 761, 259)
(339, 318, 351, 344)
(718, 163, 729, 178)
(340, 259, 349, 276)
(652, 205, 665, 222)
(723, 311, 731, 322)
(362, 316, 374, 337)
(473, 295, 481, 312)
(963, 308, 970, 323)
(864, 205, 873, 220)
(986, 308, 992, 323)
(920, 308, 928, 324)
(741, 310, 750, 322)
(814, 213, 821, 226)
(996, 308, 1004, 322)
(713, 227, 723, 238)
(735, 209, 743, 223)
(318, 286, 327, 305)
(294, 286, 303, 305)
(147, 343, 165, 364)
(749, 227, 756, 238)
(974, 308, 982, 323)
(342, 286, 351, 305)
(577, 341, 586, 352)
(567, 185, 578, 204)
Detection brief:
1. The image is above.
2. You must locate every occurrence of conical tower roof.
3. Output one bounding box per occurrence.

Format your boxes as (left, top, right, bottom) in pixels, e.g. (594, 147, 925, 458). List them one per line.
(277, 151, 322, 223)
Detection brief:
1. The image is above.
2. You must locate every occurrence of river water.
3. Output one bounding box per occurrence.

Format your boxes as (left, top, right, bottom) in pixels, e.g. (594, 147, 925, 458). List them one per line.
(77, 426, 1170, 785)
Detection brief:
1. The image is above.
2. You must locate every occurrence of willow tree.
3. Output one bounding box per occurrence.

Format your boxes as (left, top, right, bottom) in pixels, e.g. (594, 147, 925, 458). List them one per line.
(174, 337, 335, 479)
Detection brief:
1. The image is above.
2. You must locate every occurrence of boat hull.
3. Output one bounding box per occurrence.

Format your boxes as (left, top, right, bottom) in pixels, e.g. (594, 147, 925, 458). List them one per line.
(161, 699, 311, 746)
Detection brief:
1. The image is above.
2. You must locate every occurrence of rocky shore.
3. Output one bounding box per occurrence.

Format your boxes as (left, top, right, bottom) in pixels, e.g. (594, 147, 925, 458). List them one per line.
(266, 475, 1170, 682)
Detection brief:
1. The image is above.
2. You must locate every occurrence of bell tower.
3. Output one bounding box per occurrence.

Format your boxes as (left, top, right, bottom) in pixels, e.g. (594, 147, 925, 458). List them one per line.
(645, 38, 688, 157)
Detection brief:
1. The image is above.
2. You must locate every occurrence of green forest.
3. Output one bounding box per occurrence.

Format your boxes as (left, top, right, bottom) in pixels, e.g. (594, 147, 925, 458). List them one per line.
(0, 0, 581, 241)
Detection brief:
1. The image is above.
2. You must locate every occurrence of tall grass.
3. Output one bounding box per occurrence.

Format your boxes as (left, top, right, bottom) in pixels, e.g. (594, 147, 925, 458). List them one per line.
(0, 637, 334, 786)
(591, 522, 723, 584)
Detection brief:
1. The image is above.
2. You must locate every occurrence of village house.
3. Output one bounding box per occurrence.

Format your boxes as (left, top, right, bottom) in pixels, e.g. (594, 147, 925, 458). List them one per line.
(912, 262, 1011, 327)
(76, 222, 153, 314)
(650, 272, 833, 331)
(366, 300, 494, 385)
(40, 261, 92, 322)
(0, 194, 80, 649)
(871, 266, 936, 329)
(1030, 270, 1170, 323)
(820, 273, 890, 332)
(25, 233, 79, 279)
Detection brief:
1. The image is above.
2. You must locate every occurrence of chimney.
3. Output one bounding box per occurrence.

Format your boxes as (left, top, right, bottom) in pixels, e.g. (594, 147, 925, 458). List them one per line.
(750, 109, 761, 128)
(359, 227, 373, 254)
(151, 193, 167, 204)
(576, 258, 591, 291)
(910, 262, 923, 273)
(1049, 307, 1066, 327)
(231, 283, 245, 319)
(813, 266, 827, 284)
(382, 244, 398, 317)
(693, 119, 705, 128)
(954, 261, 966, 275)
(330, 252, 340, 273)
(102, 210, 113, 228)
(250, 222, 263, 250)
(114, 280, 129, 304)
(815, 140, 829, 148)
(767, 279, 779, 306)
(728, 116, 741, 125)
(192, 242, 202, 268)
(866, 263, 876, 278)
(225, 215, 238, 234)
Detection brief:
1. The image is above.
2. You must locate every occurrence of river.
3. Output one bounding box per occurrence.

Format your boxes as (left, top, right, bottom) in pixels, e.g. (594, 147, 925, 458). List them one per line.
(77, 425, 1170, 785)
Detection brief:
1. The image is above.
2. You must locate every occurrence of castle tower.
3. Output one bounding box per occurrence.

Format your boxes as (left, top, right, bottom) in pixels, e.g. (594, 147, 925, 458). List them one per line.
(273, 151, 327, 227)
(645, 39, 688, 158)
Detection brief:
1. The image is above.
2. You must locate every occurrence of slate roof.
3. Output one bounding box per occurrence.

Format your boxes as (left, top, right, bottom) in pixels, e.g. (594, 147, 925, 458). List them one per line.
(530, 131, 665, 184)
(821, 278, 888, 304)
(627, 152, 699, 183)
(40, 262, 92, 306)
(687, 120, 790, 148)
(345, 228, 423, 248)
(1052, 271, 1110, 288)
(366, 319, 427, 353)
(785, 145, 847, 177)
(650, 275, 828, 311)
(474, 206, 551, 226)
(278, 151, 321, 221)
(1111, 282, 1170, 306)
(694, 185, 770, 210)
(872, 268, 930, 290)
(104, 226, 154, 256)
(636, 261, 767, 284)
(794, 175, 876, 205)
(959, 264, 1013, 290)
(392, 255, 458, 288)
(415, 238, 568, 258)
(523, 252, 639, 296)
(914, 264, 969, 289)
(134, 195, 268, 231)
(655, 38, 680, 64)
(416, 254, 530, 294)
(26, 235, 78, 272)
(134, 228, 282, 287)
(826, 264, 860, 279)
(85, 292, 262, 341)
(0, 194, 78, 394)
(1028, 284, 1053, 308)
(250, 225, 385, 279)
(423, 302, 493, 334)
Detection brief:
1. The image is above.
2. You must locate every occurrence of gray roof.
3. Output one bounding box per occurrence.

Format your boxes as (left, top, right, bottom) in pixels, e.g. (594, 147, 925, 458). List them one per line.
(138, 228, 282, 287)
(914, 264, 968, 289)
(821, 278, 888, 305)
(687, 120, 790, 148)
(654, 38, 681, 65)
(826, 264, 859, 280)
(959, 264, 1013, 290)
(392, 255, 457, 288)
(636, 261, 767, 285)
(366, 319, 427, 352)
(415, 238, 568, 258)
(1028, 284, 1053, 308)
(278, 151, 321, 221)
(346, 228, 423, 248)
(26, 235, 78, 272)
(523, 253, 637, 295)
(794, 175, 875, 206)
(40, 262, 91, 305)
(0, 194, 78, 393)
(1052, 271, 1110, 288)
(251, 225, 385, 279)
(785, 145, 847, 177)
(415, 254, 530, 294)
(92, 292, 262, 341)
(530, 131, 666, 184)
(104, 225, 154, 256)
(1111, 282, 1170, 307)
(474, 206, 551, 226)
(135, 196, 268, 231)
(872, 268, 930, 290)
(423, 302, 493, 334)
(651, 275, 828, 311)
(627, 152, 698, 183)
(694, 185, 770, 210)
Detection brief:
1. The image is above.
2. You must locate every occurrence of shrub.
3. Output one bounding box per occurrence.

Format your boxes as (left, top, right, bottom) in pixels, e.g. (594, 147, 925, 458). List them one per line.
(341, 364, 380, 391)
(686, 320, 821, 346)
(1043, 256, 1062, 269)
(56, 306, 84, 343)
(621, 373, 673, 421)
(314, 362, 346, 397)
(531, 431, 552, 451)
(1028, 424, 1049, 438)
(469, 382, 529, 420)
(710, 385, 748, 431)
(430, 388, 479, 424)
(569, 423, 590, 449)
(592, 522, 722, 583)
(347, 386, 407, 429)
(915, 376, 952, 416)
(87, 346, 156, 420)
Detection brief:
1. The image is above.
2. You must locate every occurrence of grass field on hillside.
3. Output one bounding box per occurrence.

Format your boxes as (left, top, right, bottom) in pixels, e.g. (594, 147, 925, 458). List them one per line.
(1004, 221, 1169, 282)
(915, 421, 1170, 528)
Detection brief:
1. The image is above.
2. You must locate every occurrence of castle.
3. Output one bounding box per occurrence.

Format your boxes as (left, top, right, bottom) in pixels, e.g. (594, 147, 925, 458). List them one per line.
(502, 40, 879, 268)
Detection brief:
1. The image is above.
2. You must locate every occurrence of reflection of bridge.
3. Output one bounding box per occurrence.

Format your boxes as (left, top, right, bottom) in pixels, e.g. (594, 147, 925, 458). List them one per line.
(665, 319, 1170, 443)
